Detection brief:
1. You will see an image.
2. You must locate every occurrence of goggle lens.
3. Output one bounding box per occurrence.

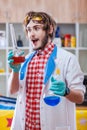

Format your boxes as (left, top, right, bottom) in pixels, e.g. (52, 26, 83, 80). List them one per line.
(32, 15, 43, 21)
(24, 14, 45, 26)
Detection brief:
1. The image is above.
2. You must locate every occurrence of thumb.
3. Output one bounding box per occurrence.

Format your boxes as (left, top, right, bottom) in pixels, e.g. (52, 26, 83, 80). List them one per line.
(18, 51, 24, 56)
(51, 76, 55, 82)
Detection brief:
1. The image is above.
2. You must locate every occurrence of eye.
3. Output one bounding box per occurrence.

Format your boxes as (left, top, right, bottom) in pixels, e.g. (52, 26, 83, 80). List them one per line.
(34, 26, 42, 31)
(27, 27, 31, 32)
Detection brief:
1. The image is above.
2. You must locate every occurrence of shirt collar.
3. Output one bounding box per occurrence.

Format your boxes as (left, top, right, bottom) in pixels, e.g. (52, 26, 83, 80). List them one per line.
(37, 42, 54, 56)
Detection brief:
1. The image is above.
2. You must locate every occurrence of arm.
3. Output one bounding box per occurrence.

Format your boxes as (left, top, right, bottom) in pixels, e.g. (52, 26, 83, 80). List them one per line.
(65, 89, 84, 104)
(8, 50, 23, 95)
(8, 72, 20, 94)
(50, 54, 86, 104)
(50, 77, 85, 104)
(65, 55, 85, 104)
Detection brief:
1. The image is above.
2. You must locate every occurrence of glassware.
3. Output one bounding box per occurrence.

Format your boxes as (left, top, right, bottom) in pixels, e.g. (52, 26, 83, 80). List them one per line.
(43, 68, 62, 106)
(10, 24, 25, 65)
(12, 56, 25, 65)
(43, 90, 61, 106)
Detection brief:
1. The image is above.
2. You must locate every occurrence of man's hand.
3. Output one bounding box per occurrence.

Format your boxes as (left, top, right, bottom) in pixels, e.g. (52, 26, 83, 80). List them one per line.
(8, 50, 24, 73)
(49, 76, 66, 96)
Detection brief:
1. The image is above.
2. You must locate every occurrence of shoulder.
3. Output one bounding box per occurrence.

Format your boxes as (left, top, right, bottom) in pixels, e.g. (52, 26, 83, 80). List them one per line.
(56, 47, 79, 68)
(57, 47, 74, 57)
(57, 47, 76, 61)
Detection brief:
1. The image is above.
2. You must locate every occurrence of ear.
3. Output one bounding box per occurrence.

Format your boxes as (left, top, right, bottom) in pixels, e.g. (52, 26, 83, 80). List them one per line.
(49, 25, 54, 34)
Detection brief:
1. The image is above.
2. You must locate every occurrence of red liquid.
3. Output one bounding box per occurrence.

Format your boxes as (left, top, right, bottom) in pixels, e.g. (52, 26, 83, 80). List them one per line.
(12, 56, 25, 65)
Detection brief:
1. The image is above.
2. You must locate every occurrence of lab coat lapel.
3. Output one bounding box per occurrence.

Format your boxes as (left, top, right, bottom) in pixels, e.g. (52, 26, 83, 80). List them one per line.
(43, 45, 57, 85)
(20, 51, 37, 80)
(20, 45, 57, 82)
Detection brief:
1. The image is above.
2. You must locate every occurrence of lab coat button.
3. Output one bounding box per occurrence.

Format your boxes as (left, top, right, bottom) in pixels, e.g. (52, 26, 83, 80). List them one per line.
(22, 118, 24, 121)
(20, 101, 22, 104)
(41, 106, 43, 109)
(42, 123, 45, 127)
(20, 86, 23, 89)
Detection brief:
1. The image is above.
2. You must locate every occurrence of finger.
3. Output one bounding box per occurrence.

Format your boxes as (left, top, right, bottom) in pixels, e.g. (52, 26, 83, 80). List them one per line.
(8, 59, 14, 64)
(50, 85, 59, 90)
(8, 52, 14, 60)
(51, 81, 59, 85)
(8, 54, 14, 60)
(54, 89, 65, 96)
(8, 50, 14, 55)
(18, 51, 24, 56)
(51, 76, 57, 82)
(52, 81, 65, 87)
(50, 84, 65, 92)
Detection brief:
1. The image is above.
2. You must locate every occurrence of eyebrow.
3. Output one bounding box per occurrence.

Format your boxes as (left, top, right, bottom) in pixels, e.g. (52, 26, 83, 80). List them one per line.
(27, 24, 43, 29)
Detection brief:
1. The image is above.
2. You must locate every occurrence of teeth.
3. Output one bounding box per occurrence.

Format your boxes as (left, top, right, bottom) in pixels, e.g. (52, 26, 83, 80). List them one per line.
(32, 38, 38, 40)
(32, 39, 38, 42)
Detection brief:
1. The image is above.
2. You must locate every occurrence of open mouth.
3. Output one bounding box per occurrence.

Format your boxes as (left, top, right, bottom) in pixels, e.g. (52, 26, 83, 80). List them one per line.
(32, 38, 39, 45)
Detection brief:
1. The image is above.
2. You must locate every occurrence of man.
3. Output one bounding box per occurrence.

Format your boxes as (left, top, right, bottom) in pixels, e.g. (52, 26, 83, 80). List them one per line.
(8, 11, 85, 130)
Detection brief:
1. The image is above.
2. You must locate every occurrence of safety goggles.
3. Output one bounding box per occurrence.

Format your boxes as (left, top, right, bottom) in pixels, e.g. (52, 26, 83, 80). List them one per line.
(24, 13, 47, 26)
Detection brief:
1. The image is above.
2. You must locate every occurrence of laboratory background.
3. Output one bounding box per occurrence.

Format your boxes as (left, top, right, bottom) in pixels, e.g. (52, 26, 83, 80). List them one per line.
(0, 0, 87, 130)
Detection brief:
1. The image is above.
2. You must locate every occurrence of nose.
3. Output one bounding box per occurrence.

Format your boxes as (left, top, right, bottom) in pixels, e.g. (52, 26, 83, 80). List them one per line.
(28, 29, 35, 39)
(30, 28, 35, 35)
(29, 30, 35, 39)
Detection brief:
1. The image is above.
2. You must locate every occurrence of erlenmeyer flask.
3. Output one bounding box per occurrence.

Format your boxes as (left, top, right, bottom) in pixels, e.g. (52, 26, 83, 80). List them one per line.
(43, 90, 61, 106)
(10, 24, 25, 65)
(12, 52, 25, 65)
(43, 68, 62, 106)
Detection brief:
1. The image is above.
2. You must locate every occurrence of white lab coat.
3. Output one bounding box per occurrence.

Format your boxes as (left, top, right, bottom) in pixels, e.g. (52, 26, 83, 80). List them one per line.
(10, 45, 85, 130)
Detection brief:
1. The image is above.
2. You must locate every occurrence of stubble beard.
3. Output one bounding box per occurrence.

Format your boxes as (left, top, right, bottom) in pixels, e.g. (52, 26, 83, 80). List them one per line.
(33, 33, 49, 51)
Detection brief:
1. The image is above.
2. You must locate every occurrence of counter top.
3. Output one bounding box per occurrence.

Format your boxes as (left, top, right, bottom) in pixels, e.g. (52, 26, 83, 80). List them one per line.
(76, 106, 87, 110)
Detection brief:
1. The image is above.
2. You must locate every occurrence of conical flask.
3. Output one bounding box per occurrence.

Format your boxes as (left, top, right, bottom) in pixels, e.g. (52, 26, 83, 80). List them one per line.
(10, 24, 25, 65)
(43, 68, 62, 106)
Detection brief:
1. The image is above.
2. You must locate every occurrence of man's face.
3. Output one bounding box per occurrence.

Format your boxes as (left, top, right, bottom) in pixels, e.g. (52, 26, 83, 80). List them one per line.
(26, 20, 49, 50)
